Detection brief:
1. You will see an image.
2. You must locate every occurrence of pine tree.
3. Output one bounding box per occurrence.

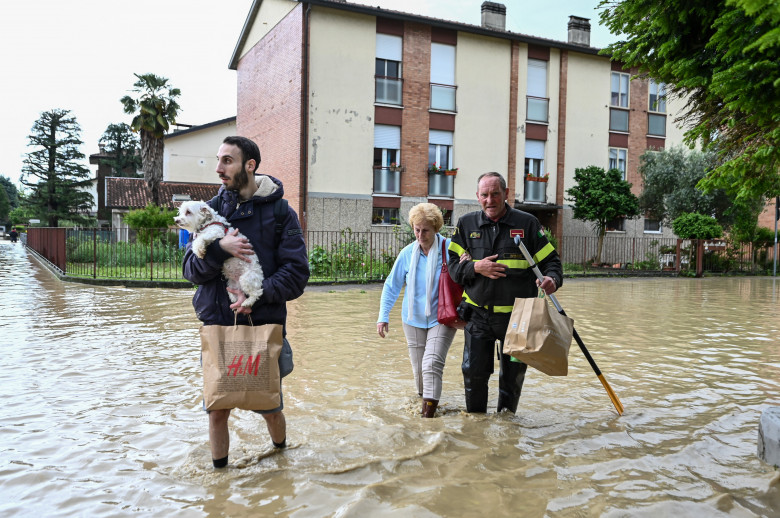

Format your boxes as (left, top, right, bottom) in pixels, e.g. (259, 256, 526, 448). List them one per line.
(99, 123, 142, 177)
(20, 109, 94, 227)
(0, 175, 19, 211)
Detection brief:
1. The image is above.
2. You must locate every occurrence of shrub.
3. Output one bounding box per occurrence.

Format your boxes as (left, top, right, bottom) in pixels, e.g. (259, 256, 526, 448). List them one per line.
(672, 213, 723, 240)
(123, 203, 177, 245)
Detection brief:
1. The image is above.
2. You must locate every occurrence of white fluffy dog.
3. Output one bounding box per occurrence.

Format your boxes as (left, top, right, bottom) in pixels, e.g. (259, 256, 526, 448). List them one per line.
(174, 200, 264, 308)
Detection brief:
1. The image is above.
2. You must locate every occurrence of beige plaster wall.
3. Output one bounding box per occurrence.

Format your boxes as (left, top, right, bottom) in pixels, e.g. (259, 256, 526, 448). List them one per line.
(562, 53, 611, 196)
(453, 32, 510, 198)
(307, 8, 376, 195)
(237, 0, 298, 63)
(163, 119, 236, 184)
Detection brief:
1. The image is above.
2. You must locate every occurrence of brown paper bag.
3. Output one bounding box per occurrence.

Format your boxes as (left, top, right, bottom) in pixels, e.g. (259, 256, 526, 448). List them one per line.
(503, 297, 574, 376)
(200, 323, 283, 411)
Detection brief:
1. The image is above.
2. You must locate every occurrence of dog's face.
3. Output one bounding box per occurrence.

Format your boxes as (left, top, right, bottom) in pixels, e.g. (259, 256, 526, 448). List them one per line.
(174, 201, 215, 232)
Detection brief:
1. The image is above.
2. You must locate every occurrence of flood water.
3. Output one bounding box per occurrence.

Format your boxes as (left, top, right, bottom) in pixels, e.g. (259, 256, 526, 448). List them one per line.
(1, 240, 780, 517)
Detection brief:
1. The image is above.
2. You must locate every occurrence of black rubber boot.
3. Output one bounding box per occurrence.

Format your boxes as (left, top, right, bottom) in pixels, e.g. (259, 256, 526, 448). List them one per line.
(463, 377, 490, 413)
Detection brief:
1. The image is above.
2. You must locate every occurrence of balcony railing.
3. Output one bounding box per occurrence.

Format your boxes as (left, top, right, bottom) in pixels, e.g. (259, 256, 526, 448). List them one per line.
(430, 83, 456, 111)
(373, 166, 401, 195)
(526, 96, 549, 123)
(375, 76, 403, 105)
(428, 172, 454, 197)
(523, 177, 548, 203)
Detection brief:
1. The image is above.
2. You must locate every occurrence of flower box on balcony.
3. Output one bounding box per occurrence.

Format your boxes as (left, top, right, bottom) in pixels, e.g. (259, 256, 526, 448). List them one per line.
(428, 164, 457, 176)
(525, 175, 548, 182)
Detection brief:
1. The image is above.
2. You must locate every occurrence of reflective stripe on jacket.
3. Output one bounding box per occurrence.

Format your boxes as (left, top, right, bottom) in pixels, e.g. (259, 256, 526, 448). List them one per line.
(447, 204, 562, 313)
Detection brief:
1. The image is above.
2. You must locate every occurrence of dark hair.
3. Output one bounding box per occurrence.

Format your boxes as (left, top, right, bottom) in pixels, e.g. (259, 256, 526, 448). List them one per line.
(477, 171, 506, 190)
(223, 136, 261, 168)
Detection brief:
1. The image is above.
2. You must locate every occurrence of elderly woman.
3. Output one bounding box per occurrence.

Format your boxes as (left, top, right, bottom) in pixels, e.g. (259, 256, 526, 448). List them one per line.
(377, 203, 466, 417)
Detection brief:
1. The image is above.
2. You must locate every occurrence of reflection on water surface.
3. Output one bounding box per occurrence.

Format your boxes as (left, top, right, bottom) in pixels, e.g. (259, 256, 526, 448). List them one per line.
(1, 243, 779, 517)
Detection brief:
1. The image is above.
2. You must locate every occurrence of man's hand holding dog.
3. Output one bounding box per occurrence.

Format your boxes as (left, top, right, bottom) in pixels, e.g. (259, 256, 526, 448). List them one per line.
(220, 228, 255, 263)
(227, 287, 253, 314)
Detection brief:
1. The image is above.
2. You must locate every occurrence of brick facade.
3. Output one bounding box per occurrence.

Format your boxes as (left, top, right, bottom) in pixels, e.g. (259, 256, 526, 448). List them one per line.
(506, 41, 519, 205)
(626, 66, 648, 197)
(400, 22, 432, 198)
(231, 2, 693, 239)
(236, 5, 305, 224)
(554, 50, 568, 240)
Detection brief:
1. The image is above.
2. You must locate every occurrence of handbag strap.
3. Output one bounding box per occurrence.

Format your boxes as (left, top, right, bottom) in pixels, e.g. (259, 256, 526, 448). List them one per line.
(440, 239, 448, 274)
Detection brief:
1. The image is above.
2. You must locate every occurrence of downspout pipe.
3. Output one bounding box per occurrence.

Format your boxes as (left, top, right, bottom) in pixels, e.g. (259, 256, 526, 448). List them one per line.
(300, 3, 311, 233)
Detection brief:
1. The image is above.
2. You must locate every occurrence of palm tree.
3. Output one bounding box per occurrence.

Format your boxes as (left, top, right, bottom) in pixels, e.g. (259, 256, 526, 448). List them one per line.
(120, 73, 181, 205)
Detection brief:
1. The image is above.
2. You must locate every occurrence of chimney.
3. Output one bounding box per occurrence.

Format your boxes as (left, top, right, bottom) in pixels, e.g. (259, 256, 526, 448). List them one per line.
(481, 2, 506, 31)
(567, 16, 591, 46)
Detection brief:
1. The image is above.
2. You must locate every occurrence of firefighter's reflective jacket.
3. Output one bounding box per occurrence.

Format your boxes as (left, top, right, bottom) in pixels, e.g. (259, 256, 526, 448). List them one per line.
(447, 204, 563, 313)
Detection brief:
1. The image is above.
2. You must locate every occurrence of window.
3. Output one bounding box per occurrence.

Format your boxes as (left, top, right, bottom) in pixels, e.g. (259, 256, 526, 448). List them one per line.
(524, 140, 546, 203)
(610, 108, 629, 132)
(527, 59, 548, 123)
(376, 34, 402, 105)
(609, 147, 627, 179)
(440, 209, 453, 226)
(606, 217, 626, 232)
(644, 218, 662, 233)
(428, 130, 454, 197)
(430, 43, 456, 111)
(649, 80, 666, 113)
(524, 140, 545, 178)
(609, 71, 630, 132)
(648, 114, 666, 136)
(372, 207, 400, 225)
(373, 125, 401, 195)
(611, 72, 629, 107)
(647, 80, 667, 136)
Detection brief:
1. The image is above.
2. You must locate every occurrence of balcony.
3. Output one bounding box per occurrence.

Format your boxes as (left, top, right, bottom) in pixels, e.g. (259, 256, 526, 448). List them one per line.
(373, 166, 402, 195)
(523, 176, 548, 203)
(428, 171, 454, 197)
(375, 77, 403, 105)
(430, 83, 456, 112)
(526, 96, 549, 123)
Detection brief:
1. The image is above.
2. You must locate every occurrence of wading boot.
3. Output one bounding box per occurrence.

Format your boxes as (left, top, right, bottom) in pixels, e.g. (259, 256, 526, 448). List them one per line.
(421, 398, 439, 418)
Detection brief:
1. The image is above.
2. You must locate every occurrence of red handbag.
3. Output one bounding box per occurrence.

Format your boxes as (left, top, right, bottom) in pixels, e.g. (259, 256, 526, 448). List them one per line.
(437, 239, 467, 329)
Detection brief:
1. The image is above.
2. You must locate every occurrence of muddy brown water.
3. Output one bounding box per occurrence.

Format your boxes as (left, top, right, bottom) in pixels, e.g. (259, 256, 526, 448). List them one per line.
(1, 241, 779, 517)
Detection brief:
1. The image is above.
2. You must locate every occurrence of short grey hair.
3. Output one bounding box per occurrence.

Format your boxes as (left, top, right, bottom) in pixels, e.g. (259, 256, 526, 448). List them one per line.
(477, 172, 506, 190)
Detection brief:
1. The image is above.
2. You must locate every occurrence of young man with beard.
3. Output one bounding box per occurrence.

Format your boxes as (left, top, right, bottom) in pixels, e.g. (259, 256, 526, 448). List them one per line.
(182, 136, 309, 468)
(446, 172, 562, 414)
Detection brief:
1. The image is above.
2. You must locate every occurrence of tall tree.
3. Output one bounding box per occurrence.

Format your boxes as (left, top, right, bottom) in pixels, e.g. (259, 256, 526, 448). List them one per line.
(99, 123, 142, 177)
(120, 73, 181, 205)
(0, 175, 20, 211)
(566, 166, 640, 264)
(19, 109, 94, 227)
(638, 146, 732, 225)
(0, 186, 10, 224)
(598, 0, 780, 201)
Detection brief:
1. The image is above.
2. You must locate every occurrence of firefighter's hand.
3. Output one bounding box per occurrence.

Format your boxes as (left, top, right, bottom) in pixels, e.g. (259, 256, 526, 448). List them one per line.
(536, 276, 558, 296)
(474, 254, 507, 279)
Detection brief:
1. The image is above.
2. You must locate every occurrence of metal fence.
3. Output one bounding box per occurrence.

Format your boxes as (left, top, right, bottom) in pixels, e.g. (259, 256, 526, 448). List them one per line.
(558, 235, 776, 274)
(24, 227, 777, 283)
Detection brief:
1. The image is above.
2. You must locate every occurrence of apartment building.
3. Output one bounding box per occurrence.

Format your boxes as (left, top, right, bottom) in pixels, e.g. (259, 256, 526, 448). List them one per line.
(229, 0, 689, 238)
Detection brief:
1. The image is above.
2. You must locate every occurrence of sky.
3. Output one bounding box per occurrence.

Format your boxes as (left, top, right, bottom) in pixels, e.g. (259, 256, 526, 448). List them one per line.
(0, 0, 617, 189)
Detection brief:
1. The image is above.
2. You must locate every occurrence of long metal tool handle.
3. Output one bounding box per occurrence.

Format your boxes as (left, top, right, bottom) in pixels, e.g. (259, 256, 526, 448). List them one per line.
(514, 236, 624, 415)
